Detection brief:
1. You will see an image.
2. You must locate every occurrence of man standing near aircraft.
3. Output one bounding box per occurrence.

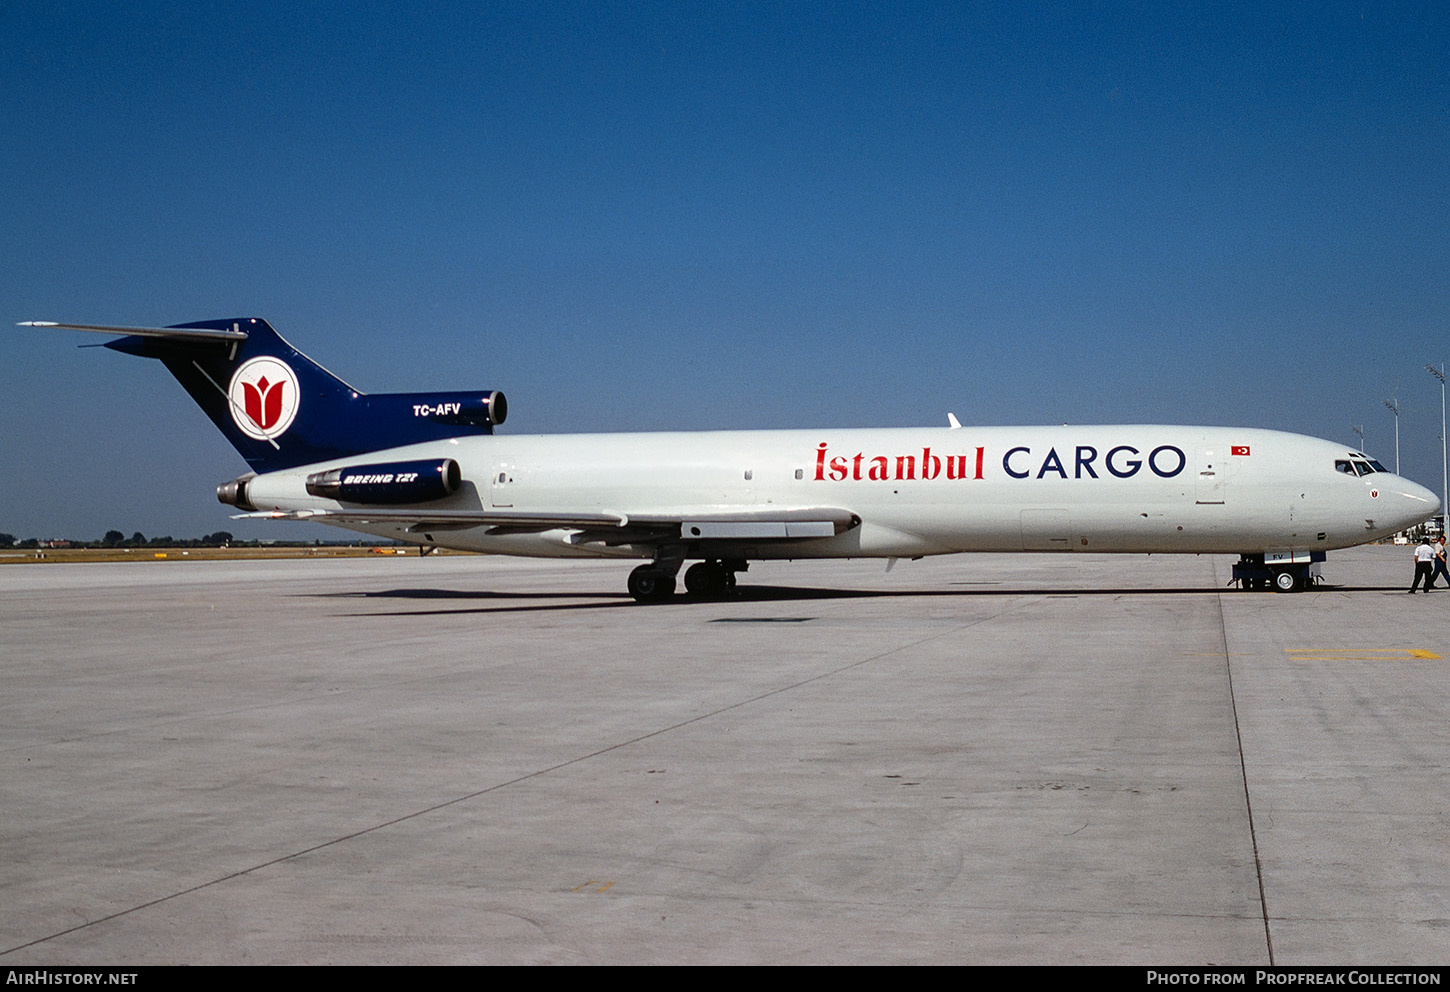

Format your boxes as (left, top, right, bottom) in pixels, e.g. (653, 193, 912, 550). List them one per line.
(1410, 539, 1437, 593)
(1431, 538, 1450, 589)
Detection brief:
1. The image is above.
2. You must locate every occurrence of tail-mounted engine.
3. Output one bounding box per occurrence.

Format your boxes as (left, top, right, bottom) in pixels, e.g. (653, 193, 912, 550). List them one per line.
(216, 473, 257, 510)
(305, 458, 463, 505)
(376, 390, 506, 429)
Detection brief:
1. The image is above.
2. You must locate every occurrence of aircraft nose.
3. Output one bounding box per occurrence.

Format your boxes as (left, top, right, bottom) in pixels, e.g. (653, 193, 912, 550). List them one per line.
(1383, 476, 1441, 529)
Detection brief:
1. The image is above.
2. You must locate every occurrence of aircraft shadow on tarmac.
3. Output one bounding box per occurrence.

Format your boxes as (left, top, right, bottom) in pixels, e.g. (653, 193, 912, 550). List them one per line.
(308, 582, 1400, 618)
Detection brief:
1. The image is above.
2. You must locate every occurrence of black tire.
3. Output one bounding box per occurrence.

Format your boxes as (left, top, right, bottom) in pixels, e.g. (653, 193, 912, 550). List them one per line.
(685, 561, 732, 597)
(628, 566, 675, 603)
(1273, 569, 1300, 593)
(684, 562, 716, 597)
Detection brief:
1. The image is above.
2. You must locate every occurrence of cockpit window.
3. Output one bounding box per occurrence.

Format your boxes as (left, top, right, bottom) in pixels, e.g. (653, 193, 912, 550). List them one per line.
(1336, 460, 1355, 475)
(1353, 461, 1375, 476)
(1367, 459, 1387, 473)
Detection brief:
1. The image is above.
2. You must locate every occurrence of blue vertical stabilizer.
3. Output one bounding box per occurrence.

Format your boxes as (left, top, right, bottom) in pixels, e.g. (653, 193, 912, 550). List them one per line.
(98, 317, 505, 472)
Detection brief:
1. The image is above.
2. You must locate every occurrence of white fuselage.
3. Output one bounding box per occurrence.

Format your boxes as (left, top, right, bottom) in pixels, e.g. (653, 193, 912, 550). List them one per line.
(239, 425, 1440, 561)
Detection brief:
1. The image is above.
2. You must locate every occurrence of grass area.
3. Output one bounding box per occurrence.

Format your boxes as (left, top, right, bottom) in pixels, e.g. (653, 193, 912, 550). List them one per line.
(0, 546, 471, 564)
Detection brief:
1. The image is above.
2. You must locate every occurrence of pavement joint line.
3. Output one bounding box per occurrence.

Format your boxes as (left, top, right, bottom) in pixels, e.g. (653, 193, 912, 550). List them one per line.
(1213, 557, 1274, 966)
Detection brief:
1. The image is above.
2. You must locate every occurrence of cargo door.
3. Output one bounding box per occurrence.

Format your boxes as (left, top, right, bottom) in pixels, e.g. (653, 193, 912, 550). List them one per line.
(1196, 447, 1226, 504)
(490, 462, 514, 508)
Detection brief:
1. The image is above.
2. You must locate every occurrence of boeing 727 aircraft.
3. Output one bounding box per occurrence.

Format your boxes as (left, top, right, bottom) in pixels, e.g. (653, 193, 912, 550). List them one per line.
(26, 317, 1440, 600)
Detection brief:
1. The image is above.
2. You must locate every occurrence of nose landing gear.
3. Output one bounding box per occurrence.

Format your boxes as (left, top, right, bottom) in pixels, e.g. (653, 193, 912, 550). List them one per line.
(1232, 553, 1321, 592)
(1272, 568, 1303, 592)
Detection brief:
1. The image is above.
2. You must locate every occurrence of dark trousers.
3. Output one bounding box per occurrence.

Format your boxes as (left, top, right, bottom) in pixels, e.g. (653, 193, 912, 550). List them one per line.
(1411, 561, 1434, 591)
(1432, 560, 1450, 588)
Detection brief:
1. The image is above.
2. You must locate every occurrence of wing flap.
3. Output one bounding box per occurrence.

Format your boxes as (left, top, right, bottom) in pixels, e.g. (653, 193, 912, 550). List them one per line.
(677, 520, 837, 539)
(234, 508, 631, 529)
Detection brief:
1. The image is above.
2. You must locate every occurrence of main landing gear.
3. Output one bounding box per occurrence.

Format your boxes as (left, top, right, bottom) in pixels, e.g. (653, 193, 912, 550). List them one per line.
(626, 565, 675, 603)
(684, 560, 737, 597)
(628, 559, 745, 603)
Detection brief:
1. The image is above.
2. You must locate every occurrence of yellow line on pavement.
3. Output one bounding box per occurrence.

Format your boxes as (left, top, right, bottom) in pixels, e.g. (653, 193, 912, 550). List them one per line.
(1283, 648, 1441, 660)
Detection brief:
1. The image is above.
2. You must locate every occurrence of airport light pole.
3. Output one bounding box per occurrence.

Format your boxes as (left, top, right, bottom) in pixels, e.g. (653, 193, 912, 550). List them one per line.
(1351, 424, 1364, 453)
(1428, 364, 1448, 534)
(1383, 397, 1400, 475)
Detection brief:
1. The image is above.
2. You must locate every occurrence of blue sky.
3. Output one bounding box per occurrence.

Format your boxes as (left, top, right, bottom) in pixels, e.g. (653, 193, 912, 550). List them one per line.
(4, 2, 1448, 540)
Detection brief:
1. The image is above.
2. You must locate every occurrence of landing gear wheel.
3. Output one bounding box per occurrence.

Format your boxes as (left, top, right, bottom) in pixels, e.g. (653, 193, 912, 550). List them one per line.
(628, 566, 676, 603)
(1273, 569, 1300, 593)
(684, 561, 731, 598)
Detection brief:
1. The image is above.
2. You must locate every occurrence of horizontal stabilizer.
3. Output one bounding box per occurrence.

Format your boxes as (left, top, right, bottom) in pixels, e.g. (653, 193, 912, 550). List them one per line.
(21, 320, 249, 342)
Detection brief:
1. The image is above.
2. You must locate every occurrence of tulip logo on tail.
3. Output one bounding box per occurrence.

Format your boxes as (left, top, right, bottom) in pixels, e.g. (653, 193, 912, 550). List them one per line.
(228, 357, 300, 441)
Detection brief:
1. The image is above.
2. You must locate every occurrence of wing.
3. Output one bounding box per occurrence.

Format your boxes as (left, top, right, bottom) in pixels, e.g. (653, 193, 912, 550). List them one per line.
(235, 505, 860, 543)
